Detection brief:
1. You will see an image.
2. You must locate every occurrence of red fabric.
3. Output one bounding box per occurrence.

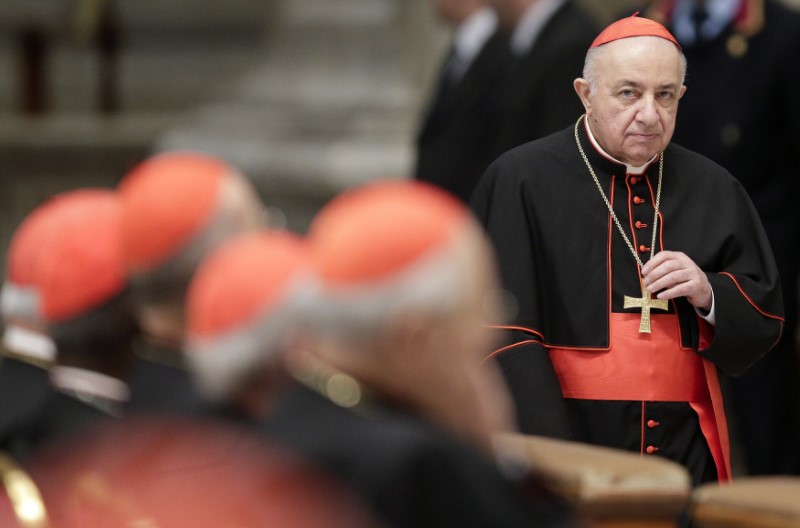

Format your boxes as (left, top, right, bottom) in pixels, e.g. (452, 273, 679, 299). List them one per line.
(549, 313, 707, 401)
(36, 192, 125, 322)
(548, 312, 730, 482)
(6, 190, 108, 286)
(186, 231, 308, 338)
(6, 198, 63, 286)
(119, 152, 229, 272)
(308, 180, 467, 287)
(590, 13, 681, 50)
(29, 417, 377, 528)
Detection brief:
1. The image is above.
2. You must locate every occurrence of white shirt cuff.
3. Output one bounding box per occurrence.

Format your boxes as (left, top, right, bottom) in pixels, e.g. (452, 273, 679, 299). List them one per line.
(696, 289, 716, 326)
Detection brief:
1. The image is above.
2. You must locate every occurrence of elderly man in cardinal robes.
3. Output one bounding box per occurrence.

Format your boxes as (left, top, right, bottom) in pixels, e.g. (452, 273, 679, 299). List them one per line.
(471, 14, 784, 485)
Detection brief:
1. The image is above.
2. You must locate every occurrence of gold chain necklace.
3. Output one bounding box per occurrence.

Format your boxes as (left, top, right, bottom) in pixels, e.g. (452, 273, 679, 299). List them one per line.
(574, 115, 668, 333)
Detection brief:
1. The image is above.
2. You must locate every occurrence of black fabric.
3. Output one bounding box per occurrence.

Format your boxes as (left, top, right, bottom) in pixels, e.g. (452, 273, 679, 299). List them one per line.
(126, 344, 206, 416)
(471, 123, 784, 483)
(415, 31, 514, 203)
(265, 383, 576, 528)
(0, 388, 111, 464)
(668, 0, 800, 475)
(490, 2, 598, 157)
(0, 356, 50, 436)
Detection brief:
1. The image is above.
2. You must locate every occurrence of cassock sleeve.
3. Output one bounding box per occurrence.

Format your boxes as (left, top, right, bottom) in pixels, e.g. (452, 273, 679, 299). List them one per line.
(472, 161, 574, 440)
(697, 180, 785, 376)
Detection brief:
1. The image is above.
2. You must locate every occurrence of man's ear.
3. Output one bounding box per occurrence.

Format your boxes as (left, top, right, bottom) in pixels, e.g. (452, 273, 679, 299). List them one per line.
(678, 85, 687, 100)
(573, 78, 592, 113)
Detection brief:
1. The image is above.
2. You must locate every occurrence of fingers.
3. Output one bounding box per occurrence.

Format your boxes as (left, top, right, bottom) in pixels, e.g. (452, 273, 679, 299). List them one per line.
(640, 251, 712, 310)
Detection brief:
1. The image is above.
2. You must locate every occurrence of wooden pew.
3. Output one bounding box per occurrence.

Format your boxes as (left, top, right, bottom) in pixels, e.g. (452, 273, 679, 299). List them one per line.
(495, 433, 692, 527)
(691, 477, 800, 528)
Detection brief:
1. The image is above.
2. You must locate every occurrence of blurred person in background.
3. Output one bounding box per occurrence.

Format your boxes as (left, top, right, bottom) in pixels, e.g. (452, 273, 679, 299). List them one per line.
(415, 0, 513, 203)
(488, 0, 597, 155)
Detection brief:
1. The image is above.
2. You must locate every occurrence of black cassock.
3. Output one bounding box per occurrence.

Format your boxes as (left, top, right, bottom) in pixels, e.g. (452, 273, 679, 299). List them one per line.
(266, 382, 575, 528)
(471, 119, 784, 485)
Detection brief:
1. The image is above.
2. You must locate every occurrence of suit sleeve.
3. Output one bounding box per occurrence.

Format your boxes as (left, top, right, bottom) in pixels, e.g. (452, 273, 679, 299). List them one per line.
(472, 161, 574, 439)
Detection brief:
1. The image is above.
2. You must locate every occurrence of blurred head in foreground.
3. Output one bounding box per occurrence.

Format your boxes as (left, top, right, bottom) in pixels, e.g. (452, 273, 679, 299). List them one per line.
(118, 151, 266, 345)
(185, 231, 310, 418)
(296, 179, 515, 450)
(33, 190, 137, 382)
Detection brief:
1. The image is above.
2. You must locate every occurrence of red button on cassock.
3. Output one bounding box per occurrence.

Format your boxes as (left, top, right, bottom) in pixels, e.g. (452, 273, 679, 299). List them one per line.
(635, 221, 647, 229)
(647, 420, 660, 429)
(633, 196, 646, 205)
(646, 446, 659, 454)
(639, 245, 650, 253)
(630, 177, 640, 185)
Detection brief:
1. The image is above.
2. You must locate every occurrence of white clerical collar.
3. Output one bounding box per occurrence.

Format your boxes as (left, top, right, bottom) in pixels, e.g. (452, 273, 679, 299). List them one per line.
(2, 325, 56, 364)
(50, 365, 130, 403)
(450, 7, 498, 82)
(510, 0, 566, 55)
(584, 116, 657, 175)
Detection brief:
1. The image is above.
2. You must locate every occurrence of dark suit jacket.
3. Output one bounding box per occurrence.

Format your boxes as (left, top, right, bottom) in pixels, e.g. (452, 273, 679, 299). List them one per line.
(492, 1, 597, 155)
(265, 383, 575, 528)
(415, 31, 514, 203)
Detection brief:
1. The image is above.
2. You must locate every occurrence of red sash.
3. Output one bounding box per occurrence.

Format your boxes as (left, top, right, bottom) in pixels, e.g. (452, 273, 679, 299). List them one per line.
(548, 313, 731, 481)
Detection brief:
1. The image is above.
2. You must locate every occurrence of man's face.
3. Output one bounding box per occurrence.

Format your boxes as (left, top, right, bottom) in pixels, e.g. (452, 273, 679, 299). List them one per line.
(576, 37, 686, 167)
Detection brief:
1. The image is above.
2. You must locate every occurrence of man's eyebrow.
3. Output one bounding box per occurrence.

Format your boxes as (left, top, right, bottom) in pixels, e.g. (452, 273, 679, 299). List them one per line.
(614, 80, 643, 89)
(612, 80, 680, 91)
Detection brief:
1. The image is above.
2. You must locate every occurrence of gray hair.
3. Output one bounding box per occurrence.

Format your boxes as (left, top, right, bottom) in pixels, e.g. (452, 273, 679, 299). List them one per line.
(582, 39, 687, 94)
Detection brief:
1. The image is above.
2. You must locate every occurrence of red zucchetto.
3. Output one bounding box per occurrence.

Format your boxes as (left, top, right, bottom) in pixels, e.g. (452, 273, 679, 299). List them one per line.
(118, 151, 232, 272)
(590, 13, 681, 50)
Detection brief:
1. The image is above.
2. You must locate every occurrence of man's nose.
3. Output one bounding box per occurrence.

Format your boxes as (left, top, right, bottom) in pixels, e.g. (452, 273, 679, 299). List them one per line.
(635, 95, 659, 126)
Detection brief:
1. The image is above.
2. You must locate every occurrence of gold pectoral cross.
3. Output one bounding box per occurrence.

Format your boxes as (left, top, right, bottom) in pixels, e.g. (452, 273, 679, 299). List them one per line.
(624, 285, 669, 333)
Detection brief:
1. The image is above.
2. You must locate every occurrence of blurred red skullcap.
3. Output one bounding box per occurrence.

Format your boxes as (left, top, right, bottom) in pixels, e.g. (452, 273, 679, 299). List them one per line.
(35, 190, 125, 322)
(187, 230, 308, 339)
(5, 195, 74, 287)
(308, 180, 468, 288)
(118, 151, 232, 272)
(29, 417, 378, 528)
(590, 13, 681, 50)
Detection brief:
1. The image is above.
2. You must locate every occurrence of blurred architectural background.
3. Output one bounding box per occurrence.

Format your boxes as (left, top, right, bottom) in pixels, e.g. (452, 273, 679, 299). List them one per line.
(0, 0, 798, 255)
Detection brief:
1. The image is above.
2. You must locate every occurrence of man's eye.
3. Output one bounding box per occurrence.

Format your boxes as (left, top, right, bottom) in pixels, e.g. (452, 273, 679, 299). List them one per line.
(620, 89, 636, 98)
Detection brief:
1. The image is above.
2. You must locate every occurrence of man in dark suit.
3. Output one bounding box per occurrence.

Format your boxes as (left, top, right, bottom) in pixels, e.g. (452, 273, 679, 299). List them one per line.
(489, 0, 598, 154)
(0, 190, 137, 463)
(415, 0, 513, 203)
(267, 181, 576, 528)
(649, 0, 800, 475)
